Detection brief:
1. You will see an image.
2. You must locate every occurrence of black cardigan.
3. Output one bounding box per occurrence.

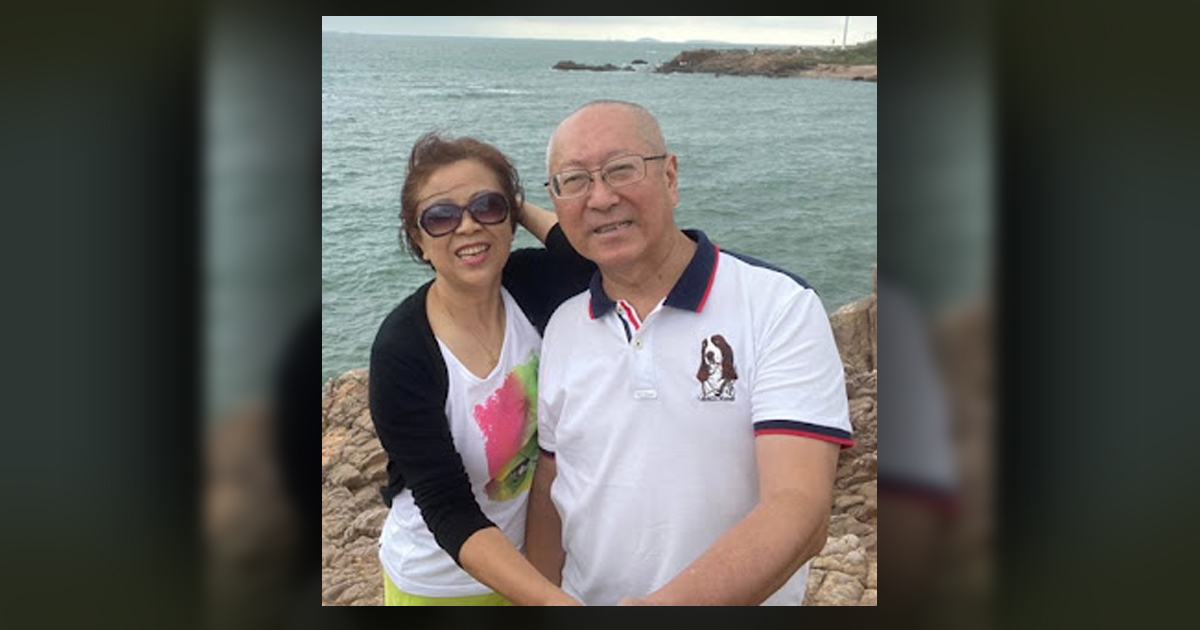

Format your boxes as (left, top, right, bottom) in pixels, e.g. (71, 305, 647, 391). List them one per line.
(367, 225, 593, 564)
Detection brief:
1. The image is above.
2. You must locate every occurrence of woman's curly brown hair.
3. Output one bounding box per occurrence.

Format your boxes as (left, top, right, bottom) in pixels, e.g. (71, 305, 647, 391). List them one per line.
(398, 132, 524, 267)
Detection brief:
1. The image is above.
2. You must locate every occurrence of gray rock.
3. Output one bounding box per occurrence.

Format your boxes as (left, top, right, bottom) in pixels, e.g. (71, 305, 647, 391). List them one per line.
(327, 463, 364, 490)
(812, 571, 865, 606)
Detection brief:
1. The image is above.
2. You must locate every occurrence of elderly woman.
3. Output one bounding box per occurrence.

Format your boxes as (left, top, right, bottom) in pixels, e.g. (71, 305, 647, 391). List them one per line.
(368, 133, 591, 605)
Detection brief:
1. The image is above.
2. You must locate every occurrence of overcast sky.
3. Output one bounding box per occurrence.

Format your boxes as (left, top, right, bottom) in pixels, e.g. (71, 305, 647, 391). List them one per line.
(321, 16, 878, 46)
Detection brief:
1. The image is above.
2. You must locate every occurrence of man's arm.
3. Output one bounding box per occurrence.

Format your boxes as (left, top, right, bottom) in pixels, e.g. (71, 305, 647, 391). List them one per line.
(518, 201, 558, 244)
(621, 435, 840, 606)
(525, 452, 566, 585)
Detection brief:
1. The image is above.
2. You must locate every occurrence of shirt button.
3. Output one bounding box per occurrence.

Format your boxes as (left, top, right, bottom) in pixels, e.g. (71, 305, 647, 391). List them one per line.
(633, 338, 643, 349)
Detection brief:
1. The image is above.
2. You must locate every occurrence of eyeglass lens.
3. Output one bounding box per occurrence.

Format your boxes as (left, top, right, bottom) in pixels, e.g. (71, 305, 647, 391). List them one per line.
(553, 155, 657, 198)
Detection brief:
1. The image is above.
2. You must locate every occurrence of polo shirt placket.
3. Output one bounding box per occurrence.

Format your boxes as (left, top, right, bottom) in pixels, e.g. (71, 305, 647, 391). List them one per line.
(613, 298, 663, 401)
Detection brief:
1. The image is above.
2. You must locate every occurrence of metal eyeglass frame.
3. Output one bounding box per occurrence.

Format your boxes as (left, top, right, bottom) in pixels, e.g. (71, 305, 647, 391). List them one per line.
(544, 154, 667, 199)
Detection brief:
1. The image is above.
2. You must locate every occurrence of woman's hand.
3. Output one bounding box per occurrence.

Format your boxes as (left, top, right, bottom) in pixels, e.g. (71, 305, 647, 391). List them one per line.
(518, 200, 558, 244)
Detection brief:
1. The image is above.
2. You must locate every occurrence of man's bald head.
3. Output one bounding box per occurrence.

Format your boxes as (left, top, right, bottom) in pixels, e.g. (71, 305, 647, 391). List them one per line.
(546, 100, 667, 174)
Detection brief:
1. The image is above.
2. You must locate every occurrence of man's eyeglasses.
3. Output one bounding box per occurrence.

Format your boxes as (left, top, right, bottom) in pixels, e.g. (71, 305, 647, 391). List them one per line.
(545, 154, 667, 199)
(417, 191, 511, 237)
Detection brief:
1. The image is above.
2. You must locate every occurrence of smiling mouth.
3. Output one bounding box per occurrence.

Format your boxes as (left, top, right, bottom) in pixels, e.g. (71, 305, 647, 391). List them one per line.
(593, 221, 632, 235)
(456, 243, 490, 258)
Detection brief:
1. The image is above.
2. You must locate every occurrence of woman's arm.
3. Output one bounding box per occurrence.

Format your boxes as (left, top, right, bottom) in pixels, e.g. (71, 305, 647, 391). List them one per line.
(459, 528, 580, 605)
(370, 292, 579, 605)
(518, 200, 558, 244)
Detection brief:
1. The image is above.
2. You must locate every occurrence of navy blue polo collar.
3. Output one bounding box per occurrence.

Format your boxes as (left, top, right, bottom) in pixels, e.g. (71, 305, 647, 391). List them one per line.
(587, 229, 719, 319)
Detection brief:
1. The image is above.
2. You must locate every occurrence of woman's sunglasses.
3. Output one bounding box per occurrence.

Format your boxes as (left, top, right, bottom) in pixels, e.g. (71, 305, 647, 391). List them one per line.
(418, 191, 511, 237)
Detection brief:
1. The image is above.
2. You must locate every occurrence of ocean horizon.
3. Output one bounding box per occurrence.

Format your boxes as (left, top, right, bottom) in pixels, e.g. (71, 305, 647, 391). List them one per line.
(322, 32, 877, 384)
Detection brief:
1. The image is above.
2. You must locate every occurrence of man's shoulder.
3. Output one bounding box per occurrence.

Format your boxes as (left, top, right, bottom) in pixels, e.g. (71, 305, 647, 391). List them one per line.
(543, 291, 592, 336)
(711, 249, 828, 323)
(717, 248, 814, 293)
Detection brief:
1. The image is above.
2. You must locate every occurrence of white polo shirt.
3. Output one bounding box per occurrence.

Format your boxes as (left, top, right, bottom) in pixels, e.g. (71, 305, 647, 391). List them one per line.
(538, 230, 853, 606)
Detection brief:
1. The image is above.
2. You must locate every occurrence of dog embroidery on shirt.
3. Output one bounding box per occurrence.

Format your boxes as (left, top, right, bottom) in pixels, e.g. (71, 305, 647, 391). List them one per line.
(696, 334, 738, 401)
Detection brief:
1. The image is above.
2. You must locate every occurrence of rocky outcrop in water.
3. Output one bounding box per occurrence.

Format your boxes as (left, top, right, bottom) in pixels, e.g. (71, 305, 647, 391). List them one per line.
(657, 47, 877, 81)
(552, 60, 634, 72)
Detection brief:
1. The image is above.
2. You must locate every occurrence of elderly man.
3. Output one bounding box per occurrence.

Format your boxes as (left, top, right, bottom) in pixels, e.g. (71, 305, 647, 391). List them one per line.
(525, 100, 853, 606)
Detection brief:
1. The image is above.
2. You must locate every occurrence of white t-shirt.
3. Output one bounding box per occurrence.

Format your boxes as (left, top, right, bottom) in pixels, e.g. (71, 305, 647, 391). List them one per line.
(538, 231, 852, 606)
(379, 288, 543, 597)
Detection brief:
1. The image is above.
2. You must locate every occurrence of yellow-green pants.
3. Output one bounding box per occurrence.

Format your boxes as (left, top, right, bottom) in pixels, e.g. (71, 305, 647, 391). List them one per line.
(383, 570, 512, 606)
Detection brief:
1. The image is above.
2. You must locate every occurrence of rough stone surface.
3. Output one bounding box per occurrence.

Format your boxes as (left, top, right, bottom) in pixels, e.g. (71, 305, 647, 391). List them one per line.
(811, 571, 866, 606)
(321, 368, 388, 606)
(830, 291, 877, 374)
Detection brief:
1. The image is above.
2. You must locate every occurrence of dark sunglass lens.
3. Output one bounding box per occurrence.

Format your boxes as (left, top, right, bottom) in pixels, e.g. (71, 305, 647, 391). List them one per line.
(470, 193, 509, 224)
(420, 205, 461, 236)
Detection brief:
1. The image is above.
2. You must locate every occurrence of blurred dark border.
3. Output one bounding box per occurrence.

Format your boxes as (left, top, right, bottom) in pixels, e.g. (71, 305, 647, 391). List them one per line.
(0, 2, 205, 626)
(996, 2, 1200, 627)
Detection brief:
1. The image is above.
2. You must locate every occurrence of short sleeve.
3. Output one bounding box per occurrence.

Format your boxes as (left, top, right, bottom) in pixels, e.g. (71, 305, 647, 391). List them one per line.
(750, 287, 854, 447)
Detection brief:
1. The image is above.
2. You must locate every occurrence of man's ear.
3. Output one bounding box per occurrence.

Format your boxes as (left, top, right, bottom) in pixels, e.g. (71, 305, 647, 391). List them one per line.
(665, 153, 680, 206)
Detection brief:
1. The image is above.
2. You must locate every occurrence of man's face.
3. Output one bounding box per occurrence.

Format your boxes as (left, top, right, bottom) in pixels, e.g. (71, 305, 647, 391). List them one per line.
(548, 105, 679, 272)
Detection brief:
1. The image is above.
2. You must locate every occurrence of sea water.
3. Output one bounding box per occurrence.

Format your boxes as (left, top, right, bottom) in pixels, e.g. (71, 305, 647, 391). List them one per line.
(322, 33, 876, 383)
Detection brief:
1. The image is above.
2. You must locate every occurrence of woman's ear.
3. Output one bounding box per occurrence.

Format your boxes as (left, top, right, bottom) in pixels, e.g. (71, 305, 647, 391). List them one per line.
(510, 193, 523, 234)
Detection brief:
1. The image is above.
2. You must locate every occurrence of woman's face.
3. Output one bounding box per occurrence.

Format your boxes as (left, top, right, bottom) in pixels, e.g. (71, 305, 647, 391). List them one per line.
(413, 159, 514, 290)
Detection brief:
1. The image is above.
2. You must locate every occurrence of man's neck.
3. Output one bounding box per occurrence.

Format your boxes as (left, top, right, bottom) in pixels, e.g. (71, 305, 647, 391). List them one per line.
(600, 230, 697, 320)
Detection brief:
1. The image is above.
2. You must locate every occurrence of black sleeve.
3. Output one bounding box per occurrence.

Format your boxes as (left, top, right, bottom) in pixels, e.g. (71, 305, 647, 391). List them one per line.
(503, 223, 596, 334)
(368, 283, 495, 565)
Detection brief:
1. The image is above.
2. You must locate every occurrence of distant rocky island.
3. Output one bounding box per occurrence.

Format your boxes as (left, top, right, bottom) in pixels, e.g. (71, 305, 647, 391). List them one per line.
(552, 60, 635, 72)
(553, 39, 877, 82)
(659, 40, 877, 81)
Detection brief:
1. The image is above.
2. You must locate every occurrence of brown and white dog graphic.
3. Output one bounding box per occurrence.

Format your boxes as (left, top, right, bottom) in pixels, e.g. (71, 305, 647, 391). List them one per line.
(696, 334, 737, 401)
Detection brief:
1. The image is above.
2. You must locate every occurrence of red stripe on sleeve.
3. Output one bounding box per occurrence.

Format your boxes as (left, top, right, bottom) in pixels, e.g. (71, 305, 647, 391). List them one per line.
(754, 428, 855, 449)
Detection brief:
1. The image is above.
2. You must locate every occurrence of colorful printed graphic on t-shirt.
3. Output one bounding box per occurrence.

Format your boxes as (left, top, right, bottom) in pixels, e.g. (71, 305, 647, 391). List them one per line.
(475, 352, 539, 501)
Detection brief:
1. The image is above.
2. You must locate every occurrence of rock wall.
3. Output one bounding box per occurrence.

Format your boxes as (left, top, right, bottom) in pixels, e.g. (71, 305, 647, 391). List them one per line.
(321, 368, 387, 606)
(808, 276, 878, 606)
(320, 270, 880, 606)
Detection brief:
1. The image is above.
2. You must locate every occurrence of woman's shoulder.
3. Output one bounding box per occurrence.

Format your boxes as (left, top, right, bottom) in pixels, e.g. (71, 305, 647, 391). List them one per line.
(372, 280, 435, 355)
